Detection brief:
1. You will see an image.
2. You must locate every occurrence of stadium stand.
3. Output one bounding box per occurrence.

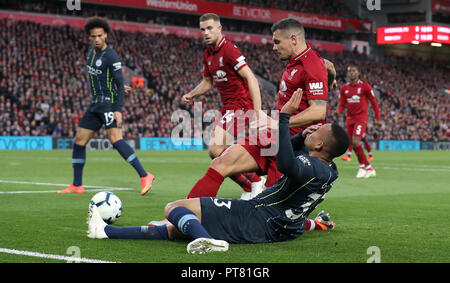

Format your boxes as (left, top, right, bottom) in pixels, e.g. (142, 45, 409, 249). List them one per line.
(0, 0, 448, 142)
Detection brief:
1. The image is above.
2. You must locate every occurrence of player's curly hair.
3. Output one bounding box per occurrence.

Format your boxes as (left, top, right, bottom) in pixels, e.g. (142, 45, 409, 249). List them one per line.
(84, 16, 111, 35)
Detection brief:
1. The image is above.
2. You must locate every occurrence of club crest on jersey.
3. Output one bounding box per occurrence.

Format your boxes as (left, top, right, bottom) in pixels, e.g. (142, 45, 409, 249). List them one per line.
(95, 59, 102, 67)
(219, 56, 224, 67)
(288, 69, 298, 80)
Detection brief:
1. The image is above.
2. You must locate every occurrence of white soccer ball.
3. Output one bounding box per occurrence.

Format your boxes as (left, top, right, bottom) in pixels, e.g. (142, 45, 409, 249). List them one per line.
(89, 191, 122, 224)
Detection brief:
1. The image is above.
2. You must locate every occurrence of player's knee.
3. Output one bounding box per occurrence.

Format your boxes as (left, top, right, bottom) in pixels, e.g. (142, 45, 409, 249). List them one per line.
(74, 133, 89, 146)
(210, 150, 237, 177)
(208, 144, 226, 159)
(164, 200, 184, 218)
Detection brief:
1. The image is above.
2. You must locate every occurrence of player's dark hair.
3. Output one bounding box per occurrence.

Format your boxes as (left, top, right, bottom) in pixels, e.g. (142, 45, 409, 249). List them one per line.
(84, 16, 111, 35)
(200, 13, 221, 23)
(271, 18, 305, 38)
(328, 124, 350, 159)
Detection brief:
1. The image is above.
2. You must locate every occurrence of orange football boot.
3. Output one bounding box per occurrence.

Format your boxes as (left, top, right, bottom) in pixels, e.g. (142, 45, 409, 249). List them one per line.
(140, 172, 155, 196)
(58, 184, 84, 194)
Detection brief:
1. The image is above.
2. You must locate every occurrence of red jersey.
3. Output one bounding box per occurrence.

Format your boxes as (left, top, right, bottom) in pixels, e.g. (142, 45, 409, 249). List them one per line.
(203, 37, 253, 113)
(276, 45, 329, 136)
(338, 80, 381, 122)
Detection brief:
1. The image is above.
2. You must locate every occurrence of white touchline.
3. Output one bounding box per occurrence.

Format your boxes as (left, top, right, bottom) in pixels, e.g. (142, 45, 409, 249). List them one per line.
(0, 248, 118, 263)
(0, 180, 134, 194)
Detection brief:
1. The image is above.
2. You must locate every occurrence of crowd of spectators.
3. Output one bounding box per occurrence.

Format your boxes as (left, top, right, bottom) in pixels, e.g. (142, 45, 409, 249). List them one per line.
(1, 0, 366, 42)
(1, 19, 448, 141)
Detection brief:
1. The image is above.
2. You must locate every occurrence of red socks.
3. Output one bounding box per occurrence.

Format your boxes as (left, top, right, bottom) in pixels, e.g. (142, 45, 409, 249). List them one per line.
(187, 168, 225, 198)
(354, 144, 369, 167)
(230, 174, 252, 192)
(305, 219, 327, 231)
(244, 172, 261, 183)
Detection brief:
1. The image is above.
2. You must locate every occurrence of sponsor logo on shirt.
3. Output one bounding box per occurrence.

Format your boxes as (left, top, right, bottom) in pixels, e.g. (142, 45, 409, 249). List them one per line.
(308, 82, 324, 95)
(213, 70, 228, 82)
(347, 94, 361, 103)
(87, 65, 102, 75)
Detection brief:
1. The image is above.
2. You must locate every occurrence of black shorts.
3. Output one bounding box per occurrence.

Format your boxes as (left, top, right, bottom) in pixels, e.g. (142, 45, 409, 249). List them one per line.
(79, 103, 117, 131)
(200, 197, 271, 244)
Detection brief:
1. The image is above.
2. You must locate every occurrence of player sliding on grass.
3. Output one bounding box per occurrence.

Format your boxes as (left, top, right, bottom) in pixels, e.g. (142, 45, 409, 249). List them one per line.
(87, 89, 350, 254)
(181, 13, 265, 200)
(58, 17, 154, 195)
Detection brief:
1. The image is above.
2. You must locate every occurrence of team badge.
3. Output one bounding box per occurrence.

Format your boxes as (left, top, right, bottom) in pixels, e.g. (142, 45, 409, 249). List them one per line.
(96, 59, 102, 67)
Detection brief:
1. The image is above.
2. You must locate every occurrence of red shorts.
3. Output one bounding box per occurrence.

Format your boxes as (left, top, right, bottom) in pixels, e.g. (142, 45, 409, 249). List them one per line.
(237, 131, 283, 188)
(212, 109, 253, 138)
(347, 120, 367, 139)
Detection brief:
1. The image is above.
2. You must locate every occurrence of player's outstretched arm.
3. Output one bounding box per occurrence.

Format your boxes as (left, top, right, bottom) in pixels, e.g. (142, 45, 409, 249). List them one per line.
(288, 99, 327, 129)
(237, 66, 262, 113)
(181, 76, 213, 105)
(278, 89, 303, 177)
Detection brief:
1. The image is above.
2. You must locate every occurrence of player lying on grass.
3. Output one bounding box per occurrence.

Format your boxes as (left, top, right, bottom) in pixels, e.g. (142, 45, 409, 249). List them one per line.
(87, 89, 350, 254)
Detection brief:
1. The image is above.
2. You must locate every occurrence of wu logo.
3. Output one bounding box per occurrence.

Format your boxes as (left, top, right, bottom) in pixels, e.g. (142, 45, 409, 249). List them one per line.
(309, 82, 323, 90)
(67, 0, 81, 10)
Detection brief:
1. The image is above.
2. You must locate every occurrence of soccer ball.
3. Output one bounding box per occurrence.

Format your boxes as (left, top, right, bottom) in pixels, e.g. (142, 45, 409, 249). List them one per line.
(89, 191, 122, 224)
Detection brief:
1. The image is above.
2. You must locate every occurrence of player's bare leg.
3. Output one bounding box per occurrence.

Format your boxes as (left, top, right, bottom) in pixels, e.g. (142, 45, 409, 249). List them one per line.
(106, 127, 155, 195)
(58, 127, 96, 194)
(208, 125, 262, 196)
(187, 144, 260, 198)
(210, 145, 260, 179)
(208, 125, 234, 159)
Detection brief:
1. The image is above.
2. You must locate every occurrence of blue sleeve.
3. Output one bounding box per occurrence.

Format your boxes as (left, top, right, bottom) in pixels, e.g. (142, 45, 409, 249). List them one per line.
(277, 113, 302, 178)
(290, 131, 306, 152)
(109, 50, 125, 112)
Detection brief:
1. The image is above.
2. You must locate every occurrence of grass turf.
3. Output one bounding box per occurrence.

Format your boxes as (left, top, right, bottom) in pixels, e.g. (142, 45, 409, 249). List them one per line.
(0, 150, 449, 263)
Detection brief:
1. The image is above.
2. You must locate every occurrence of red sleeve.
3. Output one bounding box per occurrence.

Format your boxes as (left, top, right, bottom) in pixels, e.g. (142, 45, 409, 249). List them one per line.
(202, 52, 211, 78)
(337, 86, 346, 113)
(365, 83, 381, 120)
(224, 43, 247, 72)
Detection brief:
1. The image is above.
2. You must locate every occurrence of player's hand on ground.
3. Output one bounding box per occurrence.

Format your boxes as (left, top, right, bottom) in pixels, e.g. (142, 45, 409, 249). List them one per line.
(181, 93, 194, 106)
(281, 88, 303, 115)
(114, 111, 123, 127)
(302, 123, 322, 138)
(124, 85, 131, 94)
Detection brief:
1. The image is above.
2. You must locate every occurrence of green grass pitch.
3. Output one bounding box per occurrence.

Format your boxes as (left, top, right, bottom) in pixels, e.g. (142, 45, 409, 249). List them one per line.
(0, 150, 449, 263)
